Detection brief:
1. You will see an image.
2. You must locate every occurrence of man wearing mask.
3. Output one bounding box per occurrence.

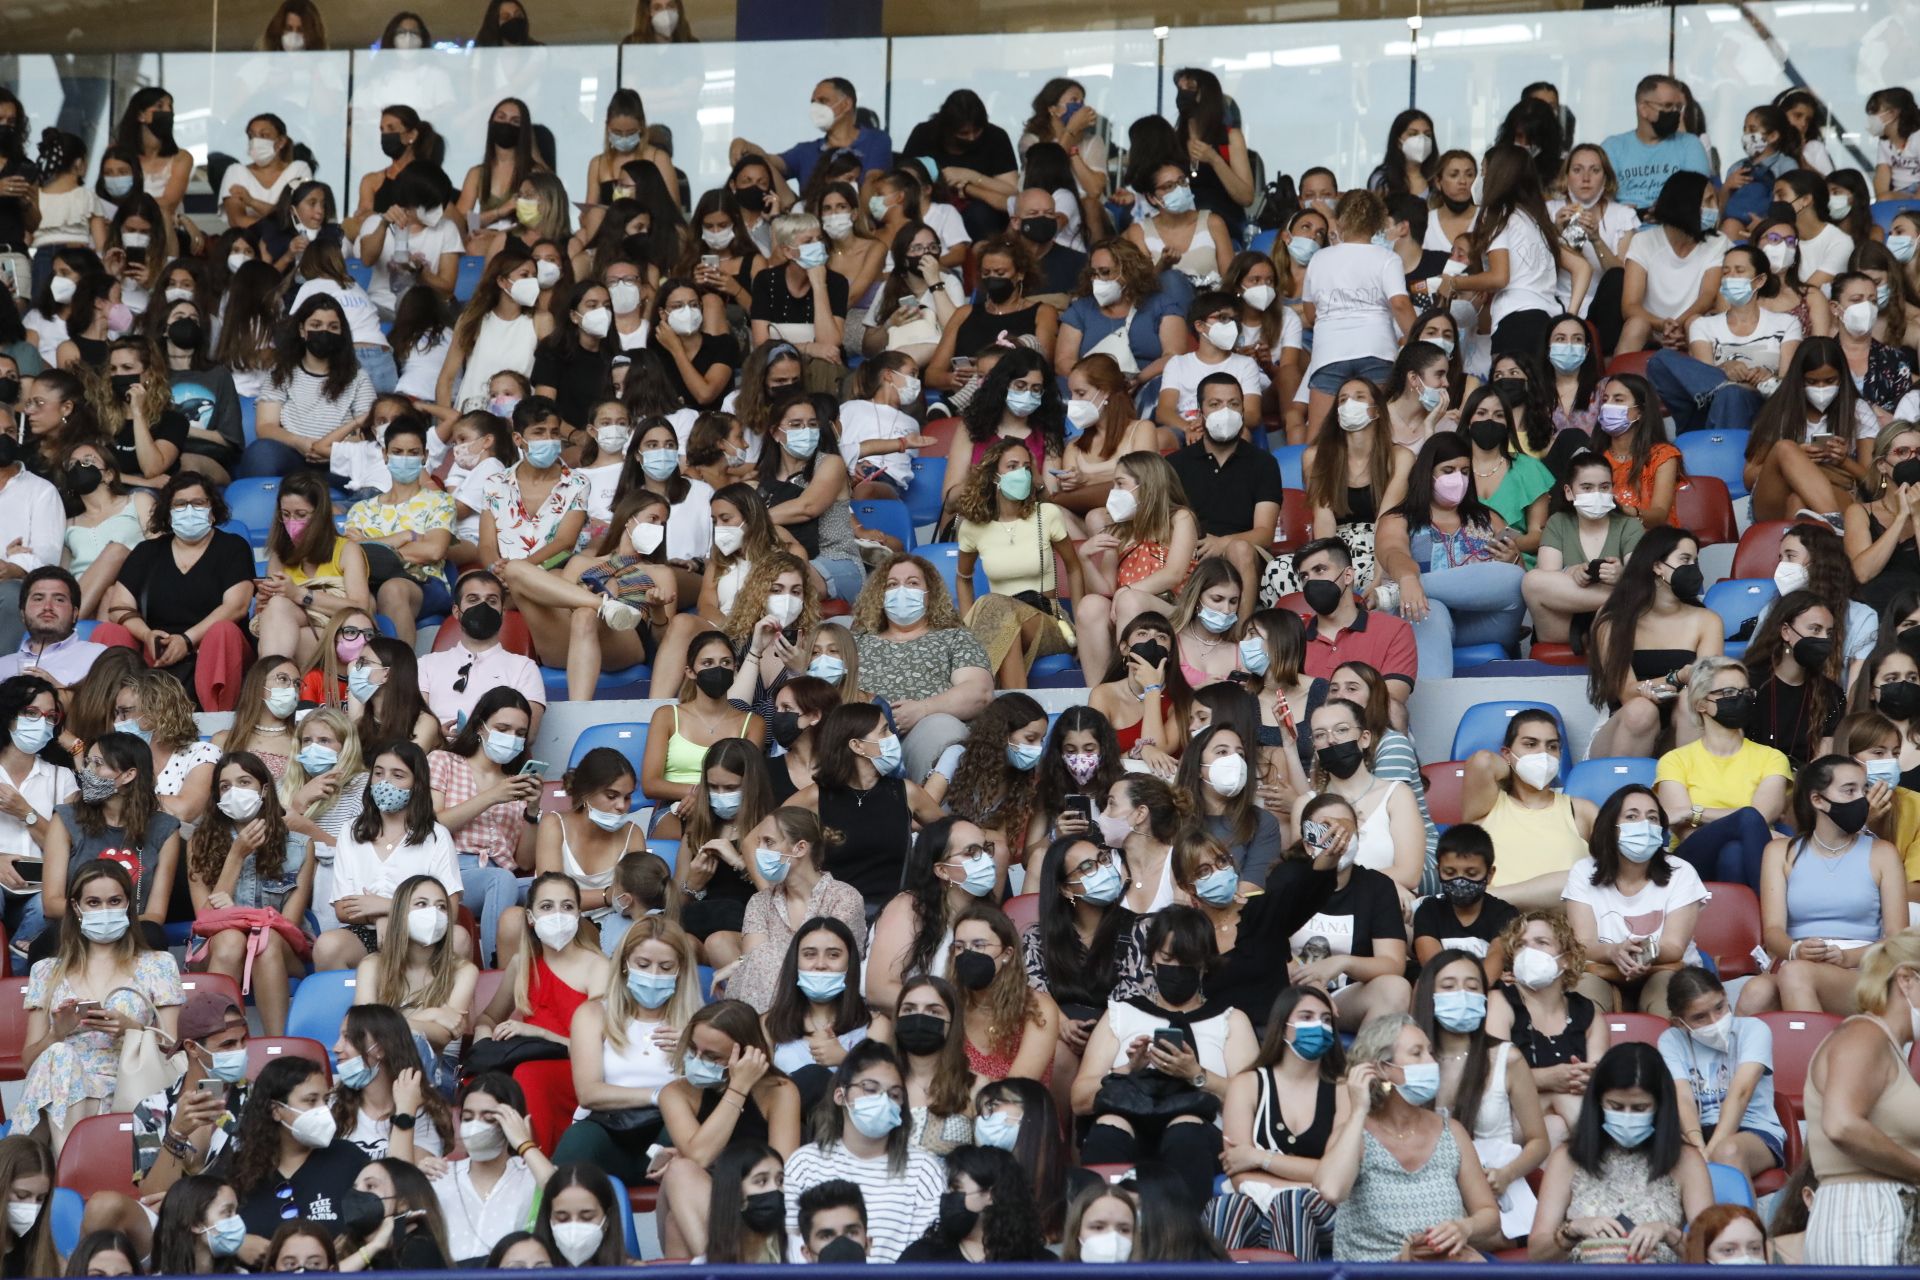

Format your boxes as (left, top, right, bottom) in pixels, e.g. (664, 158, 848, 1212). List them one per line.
(0, 566, 107, 687)
(731, 79, 893, 194)
(1012, 187, 1085, 300)
(418, 570, 546, 738)
(799, 1180, 869, 1264)
(1290, 538, 1417, 730)
(0, 432, 66, 656)
(1167, 370, 1281, 619)
(1602, 75, 1710, 214)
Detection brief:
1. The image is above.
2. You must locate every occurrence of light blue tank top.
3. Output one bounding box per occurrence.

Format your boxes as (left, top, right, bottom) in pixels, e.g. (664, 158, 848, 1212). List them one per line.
(1785, 831, 1882, 941)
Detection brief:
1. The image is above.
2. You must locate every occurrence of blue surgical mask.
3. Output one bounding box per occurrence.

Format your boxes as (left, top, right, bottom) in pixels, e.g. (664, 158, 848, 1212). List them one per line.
(883, 587, 927, 626)
(1005, 741, 1043, 772)
(171, 506, 213, 541)
(1602, 1106, 1656, 1148)
(847, 1092, 902, 1138)
(104, 174, 135, 199)
(798, 969, 847, 1001)
(1547, 342, 1587, 372)
(1720, 277, 1755, 307)
(1617, 820, 1665, 863)
(113, 717, 152, 744)
(348, 668, 382, 705)
(9, 716, 52, 756)
(627, 969, 678, 1009)
(1699, 206, 1721, 232)
(973, 1111, 1019, 1150)
(682, 1053, 727, 1089)
(1005, 388, 1043, 418)
(797, 242, 829, 269)
(1432, 990, 1488, 1033)
(264, 687, 298, 719)
(1194, 865, 1240, 906)
(206, 1214, 248, 1258)
(1879, 282, 1894, 310)
(868, 733, 903, 776)
(997, 468, 1034, 502)
(1159, 184, 1196, 215)
(783, 427, 820, 459)
(807, 655, 846, 683)
(1074, 861, 1123, 905)
(641, 448, 679, 481)
(1865, 757, 1902, 789)
(524, 438, 564, 469)
(483, 729, 525, 764)
(387, 455, 424, 484)
(335, 1054, 378, 1089)
(1889, 234, 1916, 264)
(296, 743, 339, 775)
(951, 852, 997, 898)
(208, 1048, 250, 1082)
(1289, 1022, 1333, 1061)
(1395, 1061, 1441, 1106)
(708, 788, 743, 819)
(1237, 636, 1269, 675)
(1417, 383, 1445, 411)
(754, 845, 789, 883)
(369, 780, 411, 812)
(1370, 232, 1393, 250)
(1286, 236, 1319, 266)
(1198, 607, 1236, 635)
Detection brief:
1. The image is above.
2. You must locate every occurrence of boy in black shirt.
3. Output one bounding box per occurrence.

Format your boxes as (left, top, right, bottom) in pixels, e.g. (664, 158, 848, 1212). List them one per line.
(1412, 824, 1519, 983)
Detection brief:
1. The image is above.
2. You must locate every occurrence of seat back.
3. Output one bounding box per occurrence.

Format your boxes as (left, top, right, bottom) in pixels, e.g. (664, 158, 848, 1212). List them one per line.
(1274, 489, 1311, 553)
(0, 976, 32, 1081)
(1605, 350, 1653, 378)
(1696, 881, 1763, 978)
(246, 1036, 332, 1081)
(286, 971, 359, 1058)
(850, 498, 914, 552)
(920, 416, 963, 456)
(905, 457, 946, 528)
(917, 542, 963, 601)
(1730, 521, 1799, 581)
(1003, 893, 1040, 932)
(180, 972, 244, 1009)
(1673, 476, 1738, 547)
(1271, 443, 1307, 490)
(1601, 1012, 1669, 1048)
(568, 723, 650, 809)
(1565, 756, 1658, 808)
(1448, 702, 1568, 779)
(1757, 1011, 1842, 1107)
(54, 1114, 137, 1199)
(1418, 760, 1470, 828)
(1702, 579, 1778, 657)
(599, 1172, 644, 1259)
(1675, 430, 1751, 498)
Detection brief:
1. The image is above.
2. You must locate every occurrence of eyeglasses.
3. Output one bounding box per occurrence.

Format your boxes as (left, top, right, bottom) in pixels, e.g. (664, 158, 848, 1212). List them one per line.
(1066, 855, 1107, 880)
(336, 626, 374, 643)
(170, 501, 211, 514)
(950, 841, 995, 861)
(17, 708, 61, 726)
(1309, 724, 1361, 746)
(950, 938, 1003, 955)
(847, 1078, 905, 1104)
(1708, 687, 1749, 701)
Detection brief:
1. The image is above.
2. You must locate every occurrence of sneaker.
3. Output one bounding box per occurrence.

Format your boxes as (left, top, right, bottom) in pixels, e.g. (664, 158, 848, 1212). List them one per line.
(599, 598, 643, 631)
(1370, 580, 1401, 613)
(1794, 507, 1846, 534)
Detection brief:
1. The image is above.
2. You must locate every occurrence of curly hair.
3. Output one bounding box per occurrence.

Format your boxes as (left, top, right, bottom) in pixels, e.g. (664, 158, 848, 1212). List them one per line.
(723, 549, 820, 647)
(950, 436, 1038, 526)
(1075, 236, 1159, 302)
(849, 552, 964, 634)
(944, 692, 1046, 852)
(188, 751, 290, 889)
(1497, 908, 1587, 991)
(953, 903, 1044, 1054)
(86, 337, 173, 437)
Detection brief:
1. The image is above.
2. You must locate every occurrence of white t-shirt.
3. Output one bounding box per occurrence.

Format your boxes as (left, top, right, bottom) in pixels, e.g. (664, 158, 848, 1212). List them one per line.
(29, 186, 93, 250)
(1488, 211, 1559, 326)
(1687, 309, 1804, 373)
(1301, 242, 1408, 374)
(395, 330, 453, 402)
(1625, 227, 1727, 321)
(448, 456, 506, 543)
(230, 159, 312, 213)
(1561, 855, 1709, 964)
(291, 278, 390, 350)
(329, 820, 461, 901)
(1802, 137, 1834, 176)
(1879, 133, 1920, 193)
(1799, 222, 1856, 284)
(433, 1157, 538, 1262)
(923, 202, 971, 253)
(836, 399, 919, 486)
(1159, 350, 1272, 415)
(1546, 198, 1642, 318)
(364, 217, 464, 315)
(344, 1103, 446, 1160)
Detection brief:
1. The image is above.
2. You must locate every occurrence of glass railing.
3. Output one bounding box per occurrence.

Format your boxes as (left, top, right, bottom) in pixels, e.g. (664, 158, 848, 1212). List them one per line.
(5, 2, 1898, 230)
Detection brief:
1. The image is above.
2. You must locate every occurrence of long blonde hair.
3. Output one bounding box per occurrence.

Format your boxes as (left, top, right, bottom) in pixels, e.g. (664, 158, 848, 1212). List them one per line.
(603, 915, 703, 1050)
(279, 705, 366, 820)
(1110, 450, 1188, 552)
(1855, 931, 1920, 1015)
(373, 874, 465, 1013)
(130, 668, 199, 753)
(305, 610, 377, 711)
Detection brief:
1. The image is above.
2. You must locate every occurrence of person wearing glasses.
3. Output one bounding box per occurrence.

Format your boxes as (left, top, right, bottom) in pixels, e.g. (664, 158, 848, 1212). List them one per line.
(416, 570, 546, 740)
(948, 904, 1061, 1083)
(0, 567, 109, 687)
(97, 473, 257, 713)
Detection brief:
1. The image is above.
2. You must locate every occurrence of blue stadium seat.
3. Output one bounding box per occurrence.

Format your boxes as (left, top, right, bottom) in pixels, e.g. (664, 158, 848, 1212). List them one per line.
(539, 663, 651, 702)
(599, 1173, 644, 1258)
(239, 395, 257, 446)
(1871, 197, 1920, 233)
(1708, 1161, 1755, 1208)
(1676, 429, 1751, 499)
(346, 261, 373, 291)
(569, 723, 649, 808)
(918, 542, 962, 600)
(49, 1188, 81, 1256)
(1029, 655, 1082, 687)
(1272, 443, 1307, 491)
(453, 254, 485, 303)
(1449, 702, 1569, 780)
(905, 458, 946, 530)
(374, 614, 398, 638)
(1452, 643, 1509, 670)
(1703, 578, 1777, 660)
(851, 498, 914, 552)
(647, 840, 678, 874)
(286, 971, 358, 1060)
(1565, 756, 1658, 807)
(224, 478, 282, 544)
(73, 620, 98, 641)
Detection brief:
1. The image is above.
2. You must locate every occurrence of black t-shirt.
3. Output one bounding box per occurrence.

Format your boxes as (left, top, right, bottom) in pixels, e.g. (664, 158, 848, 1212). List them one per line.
(661, 331, 741, 410)
(902, 121, 1019, 182)
(168, 364, 244, 451)
(1748, 672, 1843, 766)
(1406, 248, 1454, 296)
(530, 339, 614, 428)
(230, 1139, 370, 1236)
(1288, 866, 1401, 963)
(750, 267, 849, 326)
(1037, 243, 1087, 296)
(112, 409, 191, 479)
(120, 529, 255, 635)
(0, 157, 32, 251)
(1168, 441, 1286, 538)
(1411, 893, 1520, 959)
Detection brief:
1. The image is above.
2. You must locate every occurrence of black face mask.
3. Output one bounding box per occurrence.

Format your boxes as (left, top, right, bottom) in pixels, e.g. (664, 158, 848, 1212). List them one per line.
(1877, 679, 1920, 721)
(1154, 961, 1201, 1005)
(1896, 459, 1920, 489)
(1823, 794, 1870, 835)
(110, 373, 141, 402)
(1791, 634, 1834, 672)
(380, 132, 407, 160)
(1467, 418, 1507, 453)
(1439, 875, 1486, 907)
(1665, 562, 1704, 604)
(734, 186, 768, 214)
(336, 1189, 385, 1237)
(816, 1236, 866, 1264)
(693, 666, 735, 699)
(0, 126, 16, 153)
(0, 434, 18, 470)
(458, 601, 503, 641)
(1317, 740, 1364, 780)
(147, 111, 175, 142)
(1174, 89, 1198, 115)
(1652, 109, 1683, 139)
(488, 119, 523, 150)
(893, 1012, 949, 1056)
(953, 949, 997, 991)
(0, 377, 18, 406)
(1709, 688, 1757, 729)
(769, 710, 804, 748)
(64, 462, 102, 497)
(1440, 194, 1474, 214)
(937, 1191, 980, 1239)
(980, 276, 1016, 304)
(1302, 577, 1345, 617)
(167, 317, 202, 350)
(303, 329, 344, 359)
(497, 15, 530, 42)
(1019, 216, 1058, 245)
(740, 1190, 784, 1235)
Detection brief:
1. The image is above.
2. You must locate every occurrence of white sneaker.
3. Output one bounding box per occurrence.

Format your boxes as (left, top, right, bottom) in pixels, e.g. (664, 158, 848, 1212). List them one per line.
(599, 598, 642, 631)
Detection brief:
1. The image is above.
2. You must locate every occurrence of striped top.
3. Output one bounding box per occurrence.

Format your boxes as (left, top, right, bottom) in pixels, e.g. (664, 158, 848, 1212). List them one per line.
(781, 1140, 945, 1262)
(259, 365, 376, 441)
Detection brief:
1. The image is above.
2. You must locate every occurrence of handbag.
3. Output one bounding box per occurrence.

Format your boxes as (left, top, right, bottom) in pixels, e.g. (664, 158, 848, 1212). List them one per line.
(109, 984, 185, 1113)
(1011, 508, 1076, 647)
(463, 1033, 570, 1076)
(1090, 1069, 1219, 1126)
(583, 1104, 662, 1134)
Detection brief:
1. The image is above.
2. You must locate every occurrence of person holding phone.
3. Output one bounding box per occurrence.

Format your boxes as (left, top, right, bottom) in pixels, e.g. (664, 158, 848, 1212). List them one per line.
(429, 687, 538, 967)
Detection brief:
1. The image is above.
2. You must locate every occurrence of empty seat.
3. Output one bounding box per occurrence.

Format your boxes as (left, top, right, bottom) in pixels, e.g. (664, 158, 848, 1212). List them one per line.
(246, 1036, 332, 1080)
(1758, 1010, 1842, 1107)
(904, 458, 946, 529)
(1673, 476, 1738, 547)
(850, 498, 914, 552)
(286, 970, 358, 1056)
(1565, 756, 1657, 807)
(1702, 579, 1778, 659)
(1419, 761, 1470, 828)
(1602, 1012, 1669, 1047)
(1676, 430, 1751, 498)
(1696, 882, 1763, 978)
(54, 1114, 137, 1198)
(1271, 443, 1306, 490)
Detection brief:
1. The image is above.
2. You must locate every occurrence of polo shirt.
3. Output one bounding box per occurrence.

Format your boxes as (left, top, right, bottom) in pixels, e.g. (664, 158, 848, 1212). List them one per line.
(779, 126, 894, 188)
(1302, 606, 1418, 687)
(418, 642, 547, 732)
(1168, 441, 1285, 540)
(0, 631, 108, 686)
(1034, 242, 1087, 296)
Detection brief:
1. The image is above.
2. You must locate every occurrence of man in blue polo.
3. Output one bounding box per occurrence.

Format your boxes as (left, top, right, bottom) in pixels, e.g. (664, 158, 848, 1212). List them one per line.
(1602, 75, 1711, 213)
(731, 78, 893, 195)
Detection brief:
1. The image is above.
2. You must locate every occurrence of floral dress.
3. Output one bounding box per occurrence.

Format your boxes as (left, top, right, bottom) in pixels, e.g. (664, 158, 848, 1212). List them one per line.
(18, 949, 184, 1135)
(479, 465, 589, 562)
(345, 488, 457, 587)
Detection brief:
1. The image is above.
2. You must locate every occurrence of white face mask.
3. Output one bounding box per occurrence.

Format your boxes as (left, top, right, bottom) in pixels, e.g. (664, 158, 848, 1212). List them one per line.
(1572, 492, 1616, 519)
(651, 7, 679, 36)
(667, 304, 702, 336)
(1080, 1231, 1132, 1263)
(534, 260, 561, 289)
(1337, 399, 1373, 431)
(712, 524, 746, 556)
(217, 786, 264, 821)
(407, 906, 449, 946)
(506, 276, 542, 307)
(1104, 487, 1138, 523)
(1241, 283, 1276, 311)
(392, 29, 425, 49)
(532, 911, 579, 951)
(227, 253, 252, 274)
(578, 307, 613, 339)
(1204, 408, 1243, 442)
(282, 1103, 337, 1149)
(1512, 945, 1561, 990)
(280, 30, 306, 50)
(596, 425, 631, 456)
(1842, 300, 1877, 337)
(1805, 385, 1839, 410)
(552, 1221, 605, 1266)
(1203, 319, 1238, 351)
(247, 137, 278, 165)
(1511, 751, 1559, 790)
(608, 281, 642, 315)
(1400, 133, 1434, 164)
(766, 592, 803, 627)
(702, 226, 735, 250)
(630, 521, 666, 555)
(459, 1117, 508, 1159)
(1773, 561, 1809, 595)
(4, 1201, 40, 1237)
(1091, 277, 1124, 306)
(1688, 1011, 1735, 1054)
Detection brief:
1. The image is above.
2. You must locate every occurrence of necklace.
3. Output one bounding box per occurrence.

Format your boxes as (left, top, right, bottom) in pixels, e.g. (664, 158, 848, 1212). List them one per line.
(1808, 828, 1852, 858)
(1474, 458, 1508, 478)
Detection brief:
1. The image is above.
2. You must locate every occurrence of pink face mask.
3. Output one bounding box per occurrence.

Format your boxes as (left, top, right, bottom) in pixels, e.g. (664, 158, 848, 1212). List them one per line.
(107, 302, 135, 334)
(1065, 751, 1100, 785)
(1433, 471, 1470, 507)
(336, 635, 370, 663)
(282, 516, 311, 541)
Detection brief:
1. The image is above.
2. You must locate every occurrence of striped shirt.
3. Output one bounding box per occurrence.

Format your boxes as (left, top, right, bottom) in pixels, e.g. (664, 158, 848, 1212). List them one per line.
(782, 1140, 945, 1262)
(260, 365, 376, 441)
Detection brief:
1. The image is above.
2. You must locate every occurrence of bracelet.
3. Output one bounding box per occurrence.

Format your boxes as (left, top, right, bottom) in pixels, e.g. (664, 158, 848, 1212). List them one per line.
(1141, 683, 1163, 693)
(515, 1140, 537, 1158)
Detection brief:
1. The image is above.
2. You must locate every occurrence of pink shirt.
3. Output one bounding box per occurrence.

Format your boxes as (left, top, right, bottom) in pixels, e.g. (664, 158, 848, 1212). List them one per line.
(417, 643, 547, 732)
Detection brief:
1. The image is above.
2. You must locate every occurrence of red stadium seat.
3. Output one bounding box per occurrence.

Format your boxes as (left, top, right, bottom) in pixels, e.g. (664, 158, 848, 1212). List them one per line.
(1419, 761, 1470, 828)
(1731, 521, 1816, 581)
(1758, 1011, 1841, 1108)
(179, 972, 244, 1010)
(1273, 490, 1311, 553)
(1697, 883, 1763, 978)
(920, 417, 963, 457)
(246, 1036, 331, 1081)
(1003, 894, 1040, 932)
(54, 1114, 138, 1199)
(1606, 350, 1654, 378)
(431, 609, 535, 658)
(0, 976, 33, 1082)
(1526, 642, 1586, 667)
(1672, 477, 1738, 548)
(1602, 1013, 1669, 1048)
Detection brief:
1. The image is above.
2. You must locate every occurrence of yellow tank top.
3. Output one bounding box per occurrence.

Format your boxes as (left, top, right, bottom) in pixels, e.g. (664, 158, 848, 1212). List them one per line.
(287, 538, 349, 596)
(1483, 789, 1586, 888)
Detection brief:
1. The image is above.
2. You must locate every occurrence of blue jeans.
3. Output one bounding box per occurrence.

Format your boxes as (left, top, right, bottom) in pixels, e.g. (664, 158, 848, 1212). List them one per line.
(458, 852, 518, 966)
(1401, 561, 1527, 679)
(3, 890, 46, 955)
(234, 437, 318, 478)
(598, 911, 632, 958)
(356, 345, 398, 395)
(1647, 350, 1766, 434)
(814, 556, 866, 602)
(1673, 806, 1773, 893)
(1309, 356, 1395, 395)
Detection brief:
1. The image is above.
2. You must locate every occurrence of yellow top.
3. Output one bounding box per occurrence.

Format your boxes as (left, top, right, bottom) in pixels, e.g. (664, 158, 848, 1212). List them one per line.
(1655, 738, 1791, 811)
(1483, 789, 1586, 888)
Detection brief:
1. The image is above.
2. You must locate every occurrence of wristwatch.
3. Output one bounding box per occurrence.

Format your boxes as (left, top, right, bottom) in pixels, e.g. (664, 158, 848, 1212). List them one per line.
(390, 1112, 415, 1131)
(22, 810, 35, 827)
(1690, 804, 1705, 824)
(1190, 1069, 1207, 1089)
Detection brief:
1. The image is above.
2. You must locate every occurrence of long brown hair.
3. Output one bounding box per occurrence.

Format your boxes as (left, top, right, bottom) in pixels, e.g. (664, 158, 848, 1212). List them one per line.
(0, 1137, 56, 1277)
(51, 859, 148, 989)
(1306, 379, 1395, 520)
(1741, 588, 1843, 761)
(951, 437, 1041, 526)
(266, 472, 341, 572)
(189, 751, 291, 889)
(1069, 355, 1137, 461)
(372, 873, 465, 1013)
(945, 693, 1047, 854)
(680, 738, 776, 851)
(73, 731, 158, 850)
(894, 975, 973, 1118)
(952, 904, 1044, 1055)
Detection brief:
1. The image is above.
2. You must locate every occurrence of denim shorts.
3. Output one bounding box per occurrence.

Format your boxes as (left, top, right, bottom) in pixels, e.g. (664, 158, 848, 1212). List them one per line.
(1742, 1126, 1785, 1168)
(815, 556, 867, 602)
(1308, 355, 1396, 395)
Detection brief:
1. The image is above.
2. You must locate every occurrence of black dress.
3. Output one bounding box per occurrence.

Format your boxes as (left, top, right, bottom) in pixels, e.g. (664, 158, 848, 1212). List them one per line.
(1498, 984, 1596, 1068)
(818, 775, 912, 917)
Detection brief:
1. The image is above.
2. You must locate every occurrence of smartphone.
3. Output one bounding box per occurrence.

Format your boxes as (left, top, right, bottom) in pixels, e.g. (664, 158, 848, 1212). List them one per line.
(518, 759, 550, 778)
(1587, 558, 1604, 581)
(198, 1076, 225, 1092)
(123, 245, 146, 265)
(15, 861, 41, 886)
(1153, 1027, 1191, 1054)
(951, 357, 975, 377)
(1303, 818, 1333, 849)
(1062, 794, 1093, 825)
(700, 253, 720, 270)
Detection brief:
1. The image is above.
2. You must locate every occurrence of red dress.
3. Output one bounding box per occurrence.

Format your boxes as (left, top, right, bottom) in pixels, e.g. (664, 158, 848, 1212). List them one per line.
(515, 953, 592, 1153)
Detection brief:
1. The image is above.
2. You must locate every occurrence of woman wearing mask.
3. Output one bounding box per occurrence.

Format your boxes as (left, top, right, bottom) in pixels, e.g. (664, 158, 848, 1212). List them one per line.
(866, 816, 998, 1012)
(186, 751, 313, 1036)
(809, 183, 883, 315)
(952, 439, 1083, 687)
(228, 1057, 368, 1232)
(150, 1176, 251, 1276)
(696, 1142, 786, 1265)
(1719, 105, 1801, 235)
(506, 751, 637, 960)
(1521, 450, 1646, 646)
(1593, 373, 1681, 529)
(1123, 160, 1232, 289)
(281, 706, 367, 932)
(292, 239, 394, 394)
(754, 392, 861, 604)
(58, 439, 151, 619)
(1380, 340, 1456, 453)
(733, 805, 865, 1011)
(1844, 423, 1920, 612)
(476, 399, 589, 573)
(1170, 68, 1253, 239)
(1657, 966, 1785, 1187)
(1649, 245, 1804, 435)
(1224, 251, 1303, 425)
(1461, 710, 1596, 906)
(343, 106, 442, 244)
(941, 346, 1067, 512)
(756, 916, 872, 1106)
(0, 677, 74, 953)
(238, 296, 375, 478)
(645, 484, 781, 699)
(584, 90, 675, 218)
(530, 1166, 633, 1269)
(935, 694, 1049, 872)
(1316, 1013, 1502, 1260)
(1772, 168, 1854, 288)
(330, 1003, 458, 1157)
(1528, 1042, 1712, 1261)
(528, 282, 615, 432)
(112, 89, 189, 223)
(641, 629, 761, 814)
(1062, 1184, 1139, 1262)
(345, 636, 439, 754)
(791, 703, 942, 925)
(1541, 313, 1604, 436)
(1053, 238, 1188, 389)
(349, 885, 477, 1082)
(1087, 614, 1190, 777)
(1293, 701, 1426, 905)
(650, 277, 738, 411)
(209, 655, 302, 776)
(1564, 784, 1709, 1016)
(1374, 432, 1528, 679)
(1437, 145, 1591, 357)
(748, 213, 845, 363)
(93, 338, 186, 491)
(1301, 378, 1411, 587)
(438, 251, 548, 413)
(154, 293, 244, 481)
(1585, 528, 1724, 760)
(1366, 110, 1438, 198)
(39, 733, 182, 947)
(891, 976, 983, 1155)
(1617, 171, 1726, 359)
(931, 238, 1059, 393)
(1021, 78, 1109, 213)
(949, 904, 1060, 1082)
(1548, 146, 1637, 344)
(861, 223, 963, 370)
(454, 96, 546, 242)
(551, 915, 702, 1177)
(1076, 450, 1198, 677)
(1743, 588, 1846, 764)
(898, 1144, 1050, 1262)
(674, 739, 779, 967)
(1176, 724, 1284, 884)
(253, 475, 371, 666)
(846, 553, 994, 782)
(1487, 911, 1610, 1143)
(114, 670, 218, 827)
(357, 165, 462, 320)
(1022, 834, 1128, 1080)
(341, 419, 454, 645)
(428, 688, 538, 965)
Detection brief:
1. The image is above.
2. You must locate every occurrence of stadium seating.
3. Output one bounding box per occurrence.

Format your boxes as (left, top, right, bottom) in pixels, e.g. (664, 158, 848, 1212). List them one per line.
(851, 498, 915, 552)
(1675, 430, 1751, 499)
(1272, 443, 1306, 491)
(1672, 476, 1738, 547)
(1702, 578, 1778, 659)
(286, 970, 358, 1056)
(246, 1036, 332, 1080)
(1448, 702, 1569, 779)
(1564, 756, 1657, 807)
(1418, 760, 1469, 827)
(1696, 882, 1763, 978)
(53, 1114, 137, 1199)
(1601, 1012, 1668, 1047)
